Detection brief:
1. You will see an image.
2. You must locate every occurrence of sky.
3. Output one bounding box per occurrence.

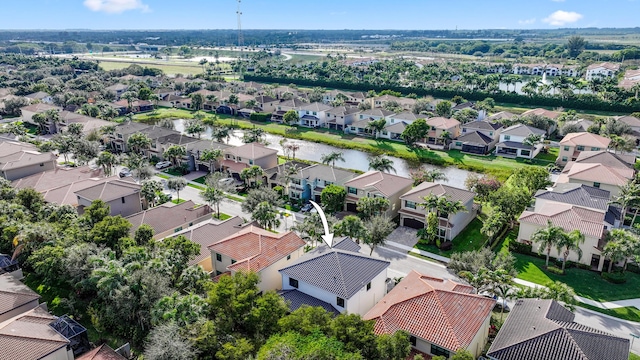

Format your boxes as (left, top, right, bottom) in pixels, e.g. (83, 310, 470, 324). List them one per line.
(2, 0, 640, 30)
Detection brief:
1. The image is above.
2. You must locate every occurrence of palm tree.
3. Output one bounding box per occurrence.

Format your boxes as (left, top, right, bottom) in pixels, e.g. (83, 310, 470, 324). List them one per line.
(612, 182, 640, 225)
(200, 148, 223, 173)
(164, 145, 186, 167)
(333, 215, 366, 243)
(419, 194, 467, 242)
(240, 165, 265, 188)
(32, 113, 48, 134)
(603, 229, 639, 272)
(281, 164, 300, 199)
(127, 133, 152, 154)
(211, 126, 230, 144)
(366, 119, 387, 139)
(167, 177, 187, 202)
(608, 135, 634, 154)
(531, 221, 565, 267)
(252, 201, 280, 230)
(368, 156, 396, 174)
(96, 151, 118, 176)
(409, 167, 447, 186)
(141, 180, 163, 208)
(320, 151, 345, 168)
(556, 230, 585, 273)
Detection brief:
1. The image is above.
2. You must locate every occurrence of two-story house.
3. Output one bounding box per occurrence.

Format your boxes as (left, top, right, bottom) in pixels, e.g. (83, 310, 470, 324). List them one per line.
(75, 179, 142, 217)
(24, 91, 53, 104)
(0, 141, 57, 181)
(556, 162, 634, 199)
(495, 124, 546, 159)
(279, 241, 390, 316)
(221, 142, 278, 177)
(451, 121, 503, 154)
(344, 171, 413, 218)
(110, 122, 152, 153)
(270, 98, 307, 123)
(0, 273, 41, 323)
(254, 95, 278, 113)
(399, 182, 476, 241)
(614, 115, 640, 143)
(425, 117, 462, 145)
(585, 62, 620, 81)
(386, 111, 422, 126)
(557, 132, 611, 165)
(126, 200, 213, 240)
(19, 103, 61, 124)
(209, 227, 306, 292)
(365, 270, 495, 359)
(105, 83, 130, 100)
(288, 164, 358, 203)
(348, 108, 396, 135)
(297, 102, 332, 128)
(325, 106, 359, 131)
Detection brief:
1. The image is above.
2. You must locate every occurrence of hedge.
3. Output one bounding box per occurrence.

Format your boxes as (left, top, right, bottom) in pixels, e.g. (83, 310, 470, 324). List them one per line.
(508, 240, 533, 254)
(602, 271, 627, 284)
(244, 74, 640, 113)
(249, 112, 271, 122)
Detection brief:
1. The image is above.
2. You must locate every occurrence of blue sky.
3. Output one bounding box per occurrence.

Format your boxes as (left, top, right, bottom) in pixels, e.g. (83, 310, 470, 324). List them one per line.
(2, 0, 640, 30)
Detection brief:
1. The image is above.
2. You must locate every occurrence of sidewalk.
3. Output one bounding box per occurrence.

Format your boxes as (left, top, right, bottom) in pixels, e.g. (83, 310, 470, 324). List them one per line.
(385, 241, 450, 263)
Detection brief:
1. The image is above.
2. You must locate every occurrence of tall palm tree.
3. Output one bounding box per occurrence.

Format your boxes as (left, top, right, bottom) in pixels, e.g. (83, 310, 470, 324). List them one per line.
(200, 148, 223, 173)
(420, 194, 467, 242)
(320, 151, 345, 168)
(531, 221, 566, 267)
(603, 229, 639, 272)
(556, 230, 585, 273)
(164, 145, 186, 167)
(608, 135, 634, 154)
(368, 156, 396, 174)
(96, 151, 118, 176)
(366, 119, 387, 139)
(127, 133, 152, 154)
(612, 182, 640, 225)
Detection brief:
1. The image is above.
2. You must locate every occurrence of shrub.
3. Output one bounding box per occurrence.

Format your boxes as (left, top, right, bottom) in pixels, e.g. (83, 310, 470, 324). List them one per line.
(546, 266, 564, 275)
(508, 241, 532, 254)
(602, 271, 627, 284)
(249, 112, 271, 122)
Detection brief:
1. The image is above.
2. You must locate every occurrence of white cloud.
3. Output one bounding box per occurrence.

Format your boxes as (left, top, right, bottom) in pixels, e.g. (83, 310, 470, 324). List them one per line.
(518, 18, 536, 25)
(542, 10, 583, 26)
(84, 0, 150, 14)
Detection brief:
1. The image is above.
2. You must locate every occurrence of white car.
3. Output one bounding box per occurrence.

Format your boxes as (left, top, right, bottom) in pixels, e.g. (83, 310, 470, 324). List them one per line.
(155, 161, 172, 169)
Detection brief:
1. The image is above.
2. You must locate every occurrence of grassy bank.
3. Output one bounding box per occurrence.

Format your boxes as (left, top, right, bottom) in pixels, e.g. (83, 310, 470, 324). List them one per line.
(129, 108, 549, 180)
(579, 303, 640, 323)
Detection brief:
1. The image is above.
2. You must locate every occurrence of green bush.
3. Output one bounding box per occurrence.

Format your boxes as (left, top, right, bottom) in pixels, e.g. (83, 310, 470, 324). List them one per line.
(249, 112, 271, 122)
(602, 272, 627, 284)
(508, 241, 532, 254)
(546, 266, 564, 275)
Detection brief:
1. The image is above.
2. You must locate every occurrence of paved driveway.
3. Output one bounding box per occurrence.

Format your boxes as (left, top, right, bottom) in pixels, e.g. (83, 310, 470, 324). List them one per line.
(386, 226, 419, 248)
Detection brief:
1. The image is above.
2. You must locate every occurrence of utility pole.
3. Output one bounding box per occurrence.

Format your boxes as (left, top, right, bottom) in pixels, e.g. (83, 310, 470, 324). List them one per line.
(237, 0, 244, 48)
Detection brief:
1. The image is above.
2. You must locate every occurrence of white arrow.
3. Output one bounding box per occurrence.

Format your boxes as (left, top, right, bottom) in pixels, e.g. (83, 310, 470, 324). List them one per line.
(309, 200, 334, 248)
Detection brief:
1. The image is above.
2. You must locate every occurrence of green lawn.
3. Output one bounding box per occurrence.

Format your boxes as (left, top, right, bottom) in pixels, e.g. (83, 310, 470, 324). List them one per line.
(193, 176, 207, 184)
(226, 194, 245, 202)
(414, 218, 488, 257)
(534, 147, 559, 162)
(128, 108, 549, 181)
(512, 252, 640, 302)
(579, 303, 640, 323)
(631, 352, 640, 360)
(187, 183, 206, 191)
(163, 167, 184, 176)
(171, 198, 187, 204)
(213, 213, 232, 221)
(155, 173, 170, 179)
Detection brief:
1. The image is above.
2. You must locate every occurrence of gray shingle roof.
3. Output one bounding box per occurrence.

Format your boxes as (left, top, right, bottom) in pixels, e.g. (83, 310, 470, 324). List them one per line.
(501, 124, 546, 137)
(331, 237, 361, 252)
(487, 299, 630, 360)
(278, 247, 389, 299)
(279, 289, 339, 315)
(497, 141, 534, 150)
(299, 164, 357, 184)
(456, 131, 493, 145)
(534, 184, 610, 212)
(463, 120, 503, 131)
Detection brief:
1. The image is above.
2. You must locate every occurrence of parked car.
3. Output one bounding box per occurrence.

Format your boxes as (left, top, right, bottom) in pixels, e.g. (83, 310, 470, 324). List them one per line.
(119, 168, 132, 178)
(480, 293, 510, 312)
(155, 161, 172, 169)
(301, 203, 313, 213)
(219, 178, 236, 186)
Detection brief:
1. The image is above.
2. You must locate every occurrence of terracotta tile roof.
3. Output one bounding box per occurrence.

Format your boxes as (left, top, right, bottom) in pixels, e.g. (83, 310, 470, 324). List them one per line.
(74, 179, 141, 203)
(170, 217, 248, 265)
(401, 182, 475, 204)
(298, 164, 357, 185)
(559, 132, 611, 148)
(344, 171, 413, 197)
(463, 120, 503, 131)
(224, 142, 277, 160)
(519, 202, 605, 238)
(126, 201, 213, 235)
(364, 270, 493, 352)
(0, 306, 70, 360)
(521, 108, 561, 119)
(208, 227, 305, 273)
(587, 62, 620, 71)
(221, 159, 249, 173)
(0, 274, 40, 316)
(565, 162, 633, 186)
(574, 150, 635, 169)
(487, 299, 630, 360)
(76, 344, 127, 360)
(426, 117, 461, 130)
(300, 102, 332, 112)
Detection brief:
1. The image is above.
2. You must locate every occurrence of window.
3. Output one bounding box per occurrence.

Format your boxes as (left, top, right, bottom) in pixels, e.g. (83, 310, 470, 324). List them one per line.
(489, 131, 493, 136)
(577, 145, 585, 151)
(563, 146, 570, 151)
(409, 336, 417, 347)
(231, 259, 236, 264)
(117, 134, 123, 139)
(289, 278, 299, 288)
(591, 147, 600, 151)
(455, 142, 462, 147)
(382, 131, 388, 135)
(292, 178, 301, 185)
(313, 111, 317, 116)
(431, 126, 436, 130)
(594, 182, 601, 188)
(238, 157, 242, 161)
(360, 115, 364, 119)
(174, 227, 182, 233)
(249, 159, 254, 165)
(405, 201, 416, 209)
(462, 128, 466, 133)
(351, 127, 356, 131)
(391, 119, 395, 123)
(40, 163, 44, 167)
(336, 297, 345, 307)
(561, 156, 568, 162)
(438, 228, 446, 238)
(121, 197, 125, 204)
(348, 187, 358, 195)
(216, 253, 222, 262)
(366, 282, 371, 291)
(504, 135, 511, 141)
(520, 150, 531, 157)
(430, 345, 449, 358)
(287, 254, 291, 260)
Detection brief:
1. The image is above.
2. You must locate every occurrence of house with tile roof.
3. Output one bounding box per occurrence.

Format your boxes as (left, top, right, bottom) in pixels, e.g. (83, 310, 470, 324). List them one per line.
(613, 115, 640, 141)
(619, 69, 640, 90)
(425, 117, 462, 145)
(0, 273, 41, 323)
(168, 216, 249, 273)
(399, 182, 476, 240)
(573, 150, 636, 169)
(186, 140, 232, 173)
(24, 91, 53, 104)
(344, 171, 413, 218)
(556, 162, 634, 199)
(105, 83, 129, 100)
(285, 163, 358, 203)
(0, 141, 57, 181)
(487, 299, 629, 360)
(486, 111, 517, 122)
(325, 106, 359, 131)
(209, 226, 306, 292)
(561, 118, 593, 134)
(0, 305, 73, 360)
(19, 103, 62, 123)
(126, 200, 213, 240)
(222, 142, 278, 176)
(585, 62, 620, 81)
(76, 344, 127, 360)
(518, 202, 607, 270)
(364, 270, 495, 359)
(75, 179, 142, 217)
(557, 132, 611, 164)
(56, 111, 113, 136)
(297, 102, 333, 128)
(279, 244, 390, 316)
(495, 124, 546, 159)
(451, 120, 503, 154)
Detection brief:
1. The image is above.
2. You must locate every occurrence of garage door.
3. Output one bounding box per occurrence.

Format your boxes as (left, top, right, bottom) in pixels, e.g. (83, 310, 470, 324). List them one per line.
(403, 218, 425, 229)
(346, 203, 357, 212)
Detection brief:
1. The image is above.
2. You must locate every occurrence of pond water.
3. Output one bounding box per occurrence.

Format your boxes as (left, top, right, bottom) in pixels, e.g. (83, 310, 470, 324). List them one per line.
(172, 119, 480, 188)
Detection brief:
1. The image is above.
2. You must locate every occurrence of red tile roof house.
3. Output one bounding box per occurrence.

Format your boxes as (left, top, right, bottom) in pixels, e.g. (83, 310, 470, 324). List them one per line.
(557, 132, 611, 165)
(208, 226, 306, 292)
(76, 344, 127, 360)
(364, 270, 495, 359)
(344, 171, 414, 219)
(222, 142, 278, 177)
